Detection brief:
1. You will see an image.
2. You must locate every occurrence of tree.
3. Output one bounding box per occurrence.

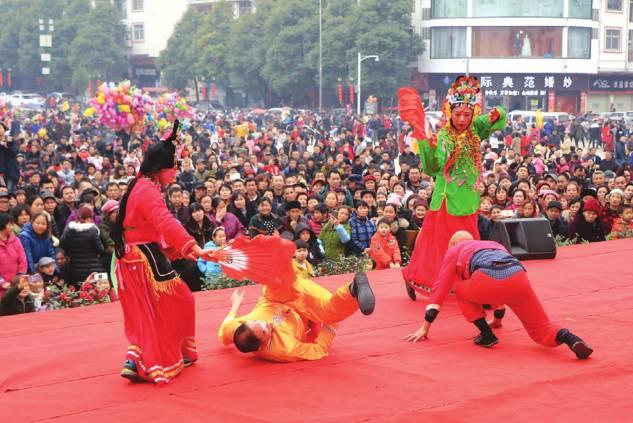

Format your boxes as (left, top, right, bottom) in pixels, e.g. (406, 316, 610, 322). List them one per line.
(67, 0, 127, 92)
(157, 7, 204, 90)
(192, 1, 233, 83)
(226, 0, 274, 105)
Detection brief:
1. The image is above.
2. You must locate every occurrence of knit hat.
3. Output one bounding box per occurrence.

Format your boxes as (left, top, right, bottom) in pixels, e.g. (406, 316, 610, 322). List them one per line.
(101, 200, 120, 215)
(607, 188, 624, 199)
(413, 199, 429, 209)
(538, 189, 559, 199)
(546, 200, 563, 211)
(77, 206, 94, 220)
(582, 197, 601, 213)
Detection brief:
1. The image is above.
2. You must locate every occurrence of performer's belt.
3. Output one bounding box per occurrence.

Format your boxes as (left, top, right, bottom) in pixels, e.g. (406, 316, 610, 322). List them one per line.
(127, 243, 177, 282)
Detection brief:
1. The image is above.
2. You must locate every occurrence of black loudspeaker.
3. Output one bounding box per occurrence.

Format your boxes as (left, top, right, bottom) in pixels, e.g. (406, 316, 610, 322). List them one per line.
(489, 217, 557, 260)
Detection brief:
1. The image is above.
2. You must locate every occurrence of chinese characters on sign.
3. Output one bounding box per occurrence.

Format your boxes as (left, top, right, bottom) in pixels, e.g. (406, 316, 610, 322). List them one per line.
(432, 74, 588, 97)
(589, 76, 633, 91)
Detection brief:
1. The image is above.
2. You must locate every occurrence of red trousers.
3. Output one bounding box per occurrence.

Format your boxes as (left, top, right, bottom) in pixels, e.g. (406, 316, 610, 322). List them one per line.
(455, 270, 560, 347)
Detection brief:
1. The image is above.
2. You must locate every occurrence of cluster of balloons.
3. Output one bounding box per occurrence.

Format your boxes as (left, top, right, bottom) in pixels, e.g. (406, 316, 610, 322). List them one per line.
(84, 82, 196, 134)
(154, 92, 195, 129)
(84, 81, 154, 133)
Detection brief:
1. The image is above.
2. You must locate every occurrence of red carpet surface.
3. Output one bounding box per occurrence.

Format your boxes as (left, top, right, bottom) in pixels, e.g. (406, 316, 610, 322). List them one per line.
(2, 240, 633, 422)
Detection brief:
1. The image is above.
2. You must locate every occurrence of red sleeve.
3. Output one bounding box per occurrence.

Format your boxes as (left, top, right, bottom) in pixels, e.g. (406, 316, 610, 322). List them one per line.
(16, 238, 28, 274)
(427, 245, 461, 307)
(140, 182, 196, 257)
(370, 236, 391, 267)
(393, 238, 402, 264)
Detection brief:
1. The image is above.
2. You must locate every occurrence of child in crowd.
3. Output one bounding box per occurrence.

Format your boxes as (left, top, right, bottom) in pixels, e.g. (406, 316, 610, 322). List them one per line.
(198, 227, 228, 285)
(370, 218, 402, 270)
(37, 256, 62, 287)
(92, 272, 119, 303)
(294, 223, 325, 265)
(608, 204, 633, 239)
(292, 239, 315, 279)
(28, 273, 47, 310)
(308, 203, 328, 237)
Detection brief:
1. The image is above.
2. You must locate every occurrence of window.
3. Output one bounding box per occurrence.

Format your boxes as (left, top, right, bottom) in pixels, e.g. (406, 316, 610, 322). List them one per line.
(430, 27, 466, 58)
(630, 0, 633, 21)
(607, 0, 623, 11)
(568, 0, 592, 19)
(471, 27, 562, 58)
(133, 23, 145, 42)
(114, 0, 127, 18)
(432, 0, 467, 18)
(605, 28, 621, 51)
(629, 29, 633, 61)
(132, 0, 143, 11)
(568, 28, 591, 58)
(471, 0, 563, 17)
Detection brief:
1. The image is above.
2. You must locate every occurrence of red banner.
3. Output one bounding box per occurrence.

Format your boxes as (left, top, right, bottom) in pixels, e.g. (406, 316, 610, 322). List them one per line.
(7, 70, 12, 88)
(349, 84, 355, 105)
(0, 69, 3, 87)
(579, 91, 587, 114)
(547, 91, 556, 112)
(88, 80, 93, 96)
(337, 83, 343, 104)
(211, 81, 217, 98)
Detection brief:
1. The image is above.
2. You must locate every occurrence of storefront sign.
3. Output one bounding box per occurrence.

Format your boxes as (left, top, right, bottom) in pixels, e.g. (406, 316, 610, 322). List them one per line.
(430, 74, 588, 96)
(589, 75, 633, 91)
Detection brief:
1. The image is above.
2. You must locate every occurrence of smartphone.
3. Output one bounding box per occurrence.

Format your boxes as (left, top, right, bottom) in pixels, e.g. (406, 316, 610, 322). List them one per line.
(94, 273, 109, 281)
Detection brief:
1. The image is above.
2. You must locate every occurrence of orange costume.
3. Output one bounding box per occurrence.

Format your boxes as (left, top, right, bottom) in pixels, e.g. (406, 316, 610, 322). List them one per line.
(216, 237, 365, 362)
(370, 231, 401, 270)
(608, 218, 633, 239)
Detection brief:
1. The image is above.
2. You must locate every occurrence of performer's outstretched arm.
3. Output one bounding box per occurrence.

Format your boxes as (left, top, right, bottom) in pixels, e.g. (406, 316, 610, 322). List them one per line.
(472, 106, 507, 141)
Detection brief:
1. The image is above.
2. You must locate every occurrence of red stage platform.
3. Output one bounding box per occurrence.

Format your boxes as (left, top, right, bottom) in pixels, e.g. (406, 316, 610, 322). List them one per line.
(2, 240, 633, 422)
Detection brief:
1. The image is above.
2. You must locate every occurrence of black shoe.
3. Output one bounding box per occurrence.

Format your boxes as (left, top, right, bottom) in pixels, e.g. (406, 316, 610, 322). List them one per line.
(473, 332, 499, 348)
(557, 329, 593, 359)
(120, 360, 143, 382)
(350, 272, 375, 315)
(405, 282, 417, 301)
(183, 358, 194, 367)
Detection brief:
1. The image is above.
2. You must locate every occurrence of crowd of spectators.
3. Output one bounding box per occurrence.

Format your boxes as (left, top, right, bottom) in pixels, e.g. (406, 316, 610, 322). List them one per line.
(1, 104, 633, 317)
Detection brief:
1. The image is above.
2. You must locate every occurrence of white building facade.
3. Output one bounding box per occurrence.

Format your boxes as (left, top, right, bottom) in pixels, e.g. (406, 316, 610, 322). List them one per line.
(588, 0, 633, 111)
(412, 0, 605, 114)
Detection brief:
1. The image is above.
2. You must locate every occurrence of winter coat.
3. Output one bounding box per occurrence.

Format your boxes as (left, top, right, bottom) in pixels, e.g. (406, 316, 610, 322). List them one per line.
(197, 240, 223, 278)
(0, 138, 19, 182)
(0, 285, 35, 316)
(0, 233, 27, 283)
(19, 223, 56, 274)
(318, 221, 351, 260)
(60, 221, 105, 285)
(248, 213, 283, 238)
(292, 258, 315, 279)
(185, 215, 216, 248)
(370, 231, 401, 270)
(294, 222, 325, 265)
(209, 212, 246, 241)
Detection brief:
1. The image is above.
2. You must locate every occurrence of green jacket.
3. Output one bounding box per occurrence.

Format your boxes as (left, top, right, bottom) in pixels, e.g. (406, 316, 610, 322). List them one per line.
(418, 107, 506, 216)
(318, 222, 351, 260)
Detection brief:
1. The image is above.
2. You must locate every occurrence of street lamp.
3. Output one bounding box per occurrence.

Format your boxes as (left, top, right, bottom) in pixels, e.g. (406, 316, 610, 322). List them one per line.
(357, 52, 379, 116)
(318, 0, 323, 111)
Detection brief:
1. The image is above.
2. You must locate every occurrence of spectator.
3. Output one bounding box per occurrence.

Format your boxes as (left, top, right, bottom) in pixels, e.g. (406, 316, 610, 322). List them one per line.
(0, 122, 19, 192)
(248, 198, 282, 237)
(516, 199, 539, 219)
(601, 189, 624, 233)
(609, 204, 633, 239)
(197, 227, 227, 285)
(19, 212, 56, 274)
(0, 274, 34, 316)
(166, 185, 190, 225)
(545, 201, 568, 238)
(319, 207, 351, 260)
(307, 203, 328, 237)
(568, 198, 606, 243)
(60, 206, 105, 286)
(349, 200, 376, 256)
(228, 190, 255, 229)
(292, 239, 315, 279)
(280, 200, 308, 240)
(370, 218, 402, 270)
(294, 222, 325, 266)
(11, 204, 30, 236)
(54, 185, 76, 233)
(209, 197, 245, 241)
(36, 256, 62, 287)
(185, 203, 215, 248)
(0, 213, 27, 294)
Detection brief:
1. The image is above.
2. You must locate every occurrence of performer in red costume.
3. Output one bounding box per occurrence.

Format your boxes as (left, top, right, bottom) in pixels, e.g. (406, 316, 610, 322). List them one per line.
(404, 231, 593, 360)
(112, 121, 215, 384)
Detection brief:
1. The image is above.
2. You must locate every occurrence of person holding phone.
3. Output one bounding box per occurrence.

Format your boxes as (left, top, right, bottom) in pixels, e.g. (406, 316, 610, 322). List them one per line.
(0, 274, 34, 316)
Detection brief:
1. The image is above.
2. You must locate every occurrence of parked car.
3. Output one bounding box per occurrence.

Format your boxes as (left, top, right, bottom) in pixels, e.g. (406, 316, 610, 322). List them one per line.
(7, 92, 45, 109)
(196, 100, 224, 113)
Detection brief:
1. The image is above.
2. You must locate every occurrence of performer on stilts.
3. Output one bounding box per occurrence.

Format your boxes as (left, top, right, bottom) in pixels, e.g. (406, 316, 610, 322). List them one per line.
(398, 77, 506, 299)
(112, 121, 215, 383)
(403, 231, 593, 360)
(207, 236, 375, 362)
